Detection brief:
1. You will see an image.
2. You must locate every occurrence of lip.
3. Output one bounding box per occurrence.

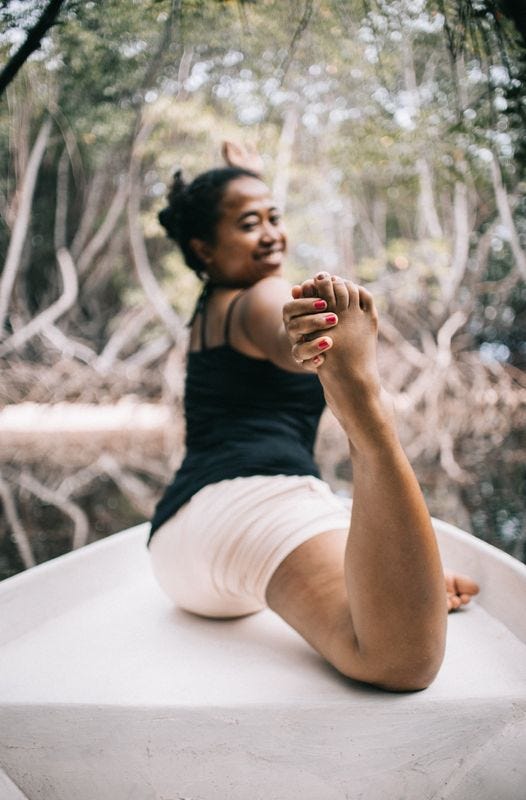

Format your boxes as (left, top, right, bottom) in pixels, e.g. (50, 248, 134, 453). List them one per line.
(255, 247, 284, 261)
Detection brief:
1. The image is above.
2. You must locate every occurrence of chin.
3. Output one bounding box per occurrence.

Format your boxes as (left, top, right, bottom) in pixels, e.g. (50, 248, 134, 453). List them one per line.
(260, 256, 284, 270)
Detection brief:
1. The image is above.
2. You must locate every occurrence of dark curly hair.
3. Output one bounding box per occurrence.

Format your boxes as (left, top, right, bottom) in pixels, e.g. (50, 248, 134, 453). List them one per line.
(158, 166, 260, 279)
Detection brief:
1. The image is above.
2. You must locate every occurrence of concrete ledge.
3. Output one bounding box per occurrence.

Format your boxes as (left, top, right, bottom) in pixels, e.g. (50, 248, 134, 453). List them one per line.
(1, 521, 525, 799)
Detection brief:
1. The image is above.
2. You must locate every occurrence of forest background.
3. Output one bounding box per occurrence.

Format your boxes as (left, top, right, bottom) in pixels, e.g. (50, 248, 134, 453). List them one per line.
(0, 0, 525, 579)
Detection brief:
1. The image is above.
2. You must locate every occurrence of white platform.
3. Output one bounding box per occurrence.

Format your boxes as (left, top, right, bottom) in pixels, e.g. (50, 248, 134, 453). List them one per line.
(1, 520, 526, 799)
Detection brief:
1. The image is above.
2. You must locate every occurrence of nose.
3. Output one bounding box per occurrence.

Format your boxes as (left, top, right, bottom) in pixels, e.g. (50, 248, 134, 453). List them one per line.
(260, 220, 278, 243)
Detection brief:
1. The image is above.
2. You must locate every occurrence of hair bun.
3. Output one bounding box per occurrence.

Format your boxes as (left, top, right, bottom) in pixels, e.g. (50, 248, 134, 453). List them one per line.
(167, 169, 186, 207)
(158, 169, 187, 241)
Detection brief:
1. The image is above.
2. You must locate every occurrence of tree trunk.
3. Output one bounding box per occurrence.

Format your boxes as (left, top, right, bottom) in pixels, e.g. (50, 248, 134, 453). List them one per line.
(0, 118, 53, 334)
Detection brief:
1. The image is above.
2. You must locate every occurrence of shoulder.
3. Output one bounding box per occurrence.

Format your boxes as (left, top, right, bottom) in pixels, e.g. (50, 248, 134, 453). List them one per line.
(240, 276, 292, 316)
(228, 277, 293, 360)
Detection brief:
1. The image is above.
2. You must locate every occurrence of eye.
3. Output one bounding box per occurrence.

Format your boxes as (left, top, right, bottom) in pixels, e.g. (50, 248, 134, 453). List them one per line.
(240, 216, 259, 231)
(269, 213, 281, 226)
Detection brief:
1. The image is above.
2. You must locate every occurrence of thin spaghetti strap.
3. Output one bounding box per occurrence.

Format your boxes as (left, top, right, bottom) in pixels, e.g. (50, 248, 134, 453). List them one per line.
(200, 293, 210, 350)
(224, 291, 244, 346)
(187, 282, 212, 351)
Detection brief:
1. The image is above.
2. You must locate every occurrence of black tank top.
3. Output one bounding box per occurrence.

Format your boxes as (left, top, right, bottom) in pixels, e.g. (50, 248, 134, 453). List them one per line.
(148, 285, 326, 541)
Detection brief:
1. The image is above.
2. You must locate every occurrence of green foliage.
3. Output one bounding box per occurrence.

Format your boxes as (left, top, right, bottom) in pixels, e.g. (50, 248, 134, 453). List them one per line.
(0, 0, 525, 571)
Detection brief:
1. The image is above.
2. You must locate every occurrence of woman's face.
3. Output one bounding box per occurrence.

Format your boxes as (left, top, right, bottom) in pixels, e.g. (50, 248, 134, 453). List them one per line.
(192, 176, 287, 287)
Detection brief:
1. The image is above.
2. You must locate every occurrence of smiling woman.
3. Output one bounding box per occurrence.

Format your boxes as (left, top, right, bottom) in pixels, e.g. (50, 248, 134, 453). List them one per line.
(190, 176, 287, 286)
(148, 145, 479, 692)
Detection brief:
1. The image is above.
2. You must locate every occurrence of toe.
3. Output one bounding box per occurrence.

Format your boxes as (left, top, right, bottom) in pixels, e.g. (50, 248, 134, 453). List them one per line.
(331, 276, 350, 311)
(445, 570, 480, 598)
(301, 279, 316, 298)
(358, 286, 374, 311)
(344, 280, 361, 309)
(447, 593, 462, 612)
(314, 272, 336, 307)
(445, 570, 480, 613)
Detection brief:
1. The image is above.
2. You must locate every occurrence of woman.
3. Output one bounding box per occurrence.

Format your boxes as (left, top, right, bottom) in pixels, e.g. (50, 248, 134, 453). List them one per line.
(149, 154, 478, 691)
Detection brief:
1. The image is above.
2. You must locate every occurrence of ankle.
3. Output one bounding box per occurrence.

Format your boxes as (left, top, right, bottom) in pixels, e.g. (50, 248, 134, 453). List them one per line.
(345, 393, 400, 457)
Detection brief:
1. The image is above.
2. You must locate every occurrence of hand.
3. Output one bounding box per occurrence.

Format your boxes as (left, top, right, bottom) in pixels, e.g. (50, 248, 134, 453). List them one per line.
(283, 287, 338, 370)
(222, 140, 264, 176)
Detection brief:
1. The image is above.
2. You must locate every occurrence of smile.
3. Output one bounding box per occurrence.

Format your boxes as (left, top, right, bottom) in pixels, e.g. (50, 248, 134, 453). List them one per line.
(256, 248, 283, 260)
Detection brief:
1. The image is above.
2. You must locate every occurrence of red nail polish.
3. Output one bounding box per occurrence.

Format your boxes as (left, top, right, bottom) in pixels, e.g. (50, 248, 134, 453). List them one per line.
(318, 339, 330, 350)
(325, 314, 337, 324)
(313, 300, 326, 309)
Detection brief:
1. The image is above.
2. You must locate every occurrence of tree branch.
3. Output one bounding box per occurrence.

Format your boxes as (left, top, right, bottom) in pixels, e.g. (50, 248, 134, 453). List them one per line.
(443, 176, 470, 307)
(17, 470, 90, 550)
(94, 306, 155, 374)
(54, 146, 70, 250)
(0, 247, 78, 356)
(276, 0, 314, 83)
(0, 474, 36, 569)
(0, 0, 67, 97)
(77, 177, 130, 277)
(490, 153, 526, 281)
(127, 123, 185, 343)
(0, 117, 52, 334)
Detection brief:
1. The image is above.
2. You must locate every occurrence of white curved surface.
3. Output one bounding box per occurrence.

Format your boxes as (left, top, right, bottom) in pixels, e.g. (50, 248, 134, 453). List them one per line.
(0, 520, 525, 799)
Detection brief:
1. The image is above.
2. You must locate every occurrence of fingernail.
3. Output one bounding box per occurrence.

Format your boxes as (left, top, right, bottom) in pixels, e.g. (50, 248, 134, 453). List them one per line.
(316, 272, 328, 280)
(325, 314, 337, 324)
(313, 299, 326, 309)
(312, 356, 322, 365)
(318, 339, 330, 350)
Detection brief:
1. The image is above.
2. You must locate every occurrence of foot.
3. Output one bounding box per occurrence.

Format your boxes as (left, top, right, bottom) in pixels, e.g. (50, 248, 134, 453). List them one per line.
(298, 272, 394, 452)
(445, 570, 480, 612)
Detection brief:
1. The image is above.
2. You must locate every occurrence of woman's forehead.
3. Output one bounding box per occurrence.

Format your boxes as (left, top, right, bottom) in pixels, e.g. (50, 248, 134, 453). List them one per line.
(221, 176, 274, 212)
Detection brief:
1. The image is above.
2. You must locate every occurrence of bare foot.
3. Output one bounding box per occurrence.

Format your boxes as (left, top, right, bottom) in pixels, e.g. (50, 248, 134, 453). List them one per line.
(297, 272, 393, 453)
(445, 570, 480, 612)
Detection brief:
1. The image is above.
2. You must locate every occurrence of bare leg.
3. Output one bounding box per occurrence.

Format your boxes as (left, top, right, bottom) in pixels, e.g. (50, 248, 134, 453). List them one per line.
(269, 276, 449, 690)
(287, 275, 480, 615)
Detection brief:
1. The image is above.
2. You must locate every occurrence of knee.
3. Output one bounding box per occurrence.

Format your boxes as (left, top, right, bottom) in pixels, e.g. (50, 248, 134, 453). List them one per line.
(333, 643, 444, 693)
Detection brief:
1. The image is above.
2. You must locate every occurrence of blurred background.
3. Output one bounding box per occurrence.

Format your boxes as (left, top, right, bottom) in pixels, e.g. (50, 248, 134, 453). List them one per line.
(0, 0, 524, 580)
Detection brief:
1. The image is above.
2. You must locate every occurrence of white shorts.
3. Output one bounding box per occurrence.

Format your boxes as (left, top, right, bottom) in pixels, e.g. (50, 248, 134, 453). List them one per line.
(149, 474, 351, 618)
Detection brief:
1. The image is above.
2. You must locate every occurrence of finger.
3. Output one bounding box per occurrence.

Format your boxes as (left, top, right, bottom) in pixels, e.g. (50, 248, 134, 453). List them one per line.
(292, 335, 333, 362)
(286, 312, 338, 341)
(283, 297, 328, 323)
(291, 284, 303, 300)
(302, 353, 326, 371)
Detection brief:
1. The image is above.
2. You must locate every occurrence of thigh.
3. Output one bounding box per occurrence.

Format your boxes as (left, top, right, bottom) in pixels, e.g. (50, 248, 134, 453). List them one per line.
(265, 529, 364, 680)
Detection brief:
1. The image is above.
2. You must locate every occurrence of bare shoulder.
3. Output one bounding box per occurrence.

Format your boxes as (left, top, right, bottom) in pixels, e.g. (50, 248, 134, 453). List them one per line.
(241, 276, 293, 311)
(232, 276, 297, 368)
(237, 276, 292, 337)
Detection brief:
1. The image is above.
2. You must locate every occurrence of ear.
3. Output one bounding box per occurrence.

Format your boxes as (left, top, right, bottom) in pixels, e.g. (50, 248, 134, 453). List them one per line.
(189, 238, 213, 267)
